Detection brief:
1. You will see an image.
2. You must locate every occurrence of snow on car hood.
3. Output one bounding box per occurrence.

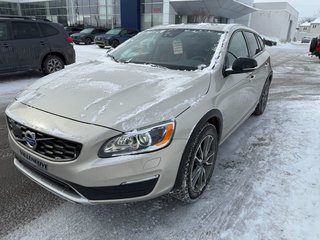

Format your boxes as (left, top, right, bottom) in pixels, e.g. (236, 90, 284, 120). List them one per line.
(16, 59, 210, 132)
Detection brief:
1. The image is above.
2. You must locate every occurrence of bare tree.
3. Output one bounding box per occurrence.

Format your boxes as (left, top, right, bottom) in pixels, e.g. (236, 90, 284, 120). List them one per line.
(191, 8, 211, 23)
(298, 17, 316, 25)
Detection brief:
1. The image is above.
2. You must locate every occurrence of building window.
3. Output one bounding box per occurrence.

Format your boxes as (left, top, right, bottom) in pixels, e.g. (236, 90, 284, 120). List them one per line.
(141, 0, 163, 31)
(0, 0, 121, 28)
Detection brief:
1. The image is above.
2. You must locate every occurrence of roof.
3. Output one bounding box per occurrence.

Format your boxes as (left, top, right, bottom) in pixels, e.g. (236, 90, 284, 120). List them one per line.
(300, 22, 311, 27)
(312, 18, 320, 24)
(169, 0, 256, 19)
(150, 23, 236, 32)
(149, 23, 257, 34)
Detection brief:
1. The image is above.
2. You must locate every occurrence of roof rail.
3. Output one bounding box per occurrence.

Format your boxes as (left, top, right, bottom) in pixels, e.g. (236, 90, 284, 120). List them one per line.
(0, 15, 33, 20)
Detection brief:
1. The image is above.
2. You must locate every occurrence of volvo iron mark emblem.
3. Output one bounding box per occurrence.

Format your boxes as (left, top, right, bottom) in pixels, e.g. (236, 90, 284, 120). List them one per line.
(25, 130, 37, 150)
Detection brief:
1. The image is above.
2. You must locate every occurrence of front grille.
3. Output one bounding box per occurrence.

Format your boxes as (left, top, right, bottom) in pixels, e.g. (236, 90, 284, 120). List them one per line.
(7, 117, 82, 161)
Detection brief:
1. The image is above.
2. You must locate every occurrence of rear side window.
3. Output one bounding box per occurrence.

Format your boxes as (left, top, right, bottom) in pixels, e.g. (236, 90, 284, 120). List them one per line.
(257, 36, 265, 51)
(93, 29, 105, 34)
(0, 22, 9, 41)
(120, 29, 128, 35)
(12, 22, 41, 39)
(227, 31, 249, 68)
(244, 31, 261, 57)
(128, 29, 138, 34)
(39, 23, 59, 37)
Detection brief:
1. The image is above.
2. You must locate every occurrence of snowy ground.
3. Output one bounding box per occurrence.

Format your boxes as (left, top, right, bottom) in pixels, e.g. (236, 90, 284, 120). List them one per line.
(1, 43, 320, 240)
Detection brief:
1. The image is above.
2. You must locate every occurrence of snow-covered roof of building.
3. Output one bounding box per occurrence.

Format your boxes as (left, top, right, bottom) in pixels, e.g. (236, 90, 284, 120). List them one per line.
(300, 22, 311, 27)
(312, 18, 320, 24)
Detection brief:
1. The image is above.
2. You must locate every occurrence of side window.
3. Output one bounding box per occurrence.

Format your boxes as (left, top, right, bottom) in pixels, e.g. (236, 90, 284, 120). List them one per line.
(227, 31, 249, 68)
(120, 29, 128, 35)
(128, 29, 137, 35)
(94, 29, 104, 34)
(0, 22, 9, 41)
(12, 22, 41, 39)
(243, 31, 260, 57)
(39, 23, 59, 37)
(257, 35, 265, 51)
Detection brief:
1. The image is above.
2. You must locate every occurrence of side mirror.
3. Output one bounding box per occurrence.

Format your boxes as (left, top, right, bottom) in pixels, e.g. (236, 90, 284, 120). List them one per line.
(224, 57, 258, 76)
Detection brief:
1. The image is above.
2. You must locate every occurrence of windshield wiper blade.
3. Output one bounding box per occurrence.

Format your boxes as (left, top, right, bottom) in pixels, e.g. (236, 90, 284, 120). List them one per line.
(146, 63, 168, 69)
(107, 54, 118, 62)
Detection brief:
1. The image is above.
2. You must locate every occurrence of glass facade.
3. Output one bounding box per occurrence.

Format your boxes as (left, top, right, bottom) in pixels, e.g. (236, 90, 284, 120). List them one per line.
(0, 0, 121, 27)
(0, 1, 20, 15)
(140, 0, 162, 30)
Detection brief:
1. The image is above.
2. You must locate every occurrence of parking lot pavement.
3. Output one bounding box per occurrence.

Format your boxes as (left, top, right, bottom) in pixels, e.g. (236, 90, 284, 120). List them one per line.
(1, 43, 320, 240)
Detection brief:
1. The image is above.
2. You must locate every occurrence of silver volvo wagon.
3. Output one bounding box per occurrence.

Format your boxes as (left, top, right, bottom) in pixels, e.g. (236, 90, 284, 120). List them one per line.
(6, 24, 273, 204)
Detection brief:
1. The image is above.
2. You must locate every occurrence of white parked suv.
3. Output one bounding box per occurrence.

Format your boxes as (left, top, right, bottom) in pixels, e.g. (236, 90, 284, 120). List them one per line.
(6, 24, 272, 204)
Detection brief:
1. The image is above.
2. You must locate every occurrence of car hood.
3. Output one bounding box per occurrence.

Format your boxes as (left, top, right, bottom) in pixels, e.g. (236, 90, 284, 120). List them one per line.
(104, 34, 117, 39)
(16, 59, 210, 132)
(95, 34, 107, 38)
(71, 33, 87, 37)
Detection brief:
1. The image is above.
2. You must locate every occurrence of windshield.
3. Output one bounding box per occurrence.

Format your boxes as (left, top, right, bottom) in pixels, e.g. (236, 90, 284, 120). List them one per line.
(110, 29, 223, 71)
(80, 28, 94, 34)
(106, 29, 122, 35)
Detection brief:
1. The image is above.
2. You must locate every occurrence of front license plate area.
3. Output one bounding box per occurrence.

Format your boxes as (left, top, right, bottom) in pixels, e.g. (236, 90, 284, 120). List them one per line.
(19, 149, 48, 171)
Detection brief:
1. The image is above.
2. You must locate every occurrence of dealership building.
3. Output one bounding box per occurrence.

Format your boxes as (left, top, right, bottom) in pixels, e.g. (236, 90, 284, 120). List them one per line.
(0, 0, 256, 30)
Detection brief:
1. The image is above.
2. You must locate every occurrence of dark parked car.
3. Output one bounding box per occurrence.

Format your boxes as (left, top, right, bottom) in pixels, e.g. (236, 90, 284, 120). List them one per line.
(94, 28, 139, 48)
(0, 16, 75, 75)
(263, 38, 277, 46)
(64, 26, 84, 36)
(301, 36, 311, 43)
(71, 28, 108, 45)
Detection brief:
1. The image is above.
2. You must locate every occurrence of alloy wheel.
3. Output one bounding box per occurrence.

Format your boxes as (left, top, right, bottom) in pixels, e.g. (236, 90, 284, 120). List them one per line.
(190, 135, 216, 193)
(47, 58, 63, 73)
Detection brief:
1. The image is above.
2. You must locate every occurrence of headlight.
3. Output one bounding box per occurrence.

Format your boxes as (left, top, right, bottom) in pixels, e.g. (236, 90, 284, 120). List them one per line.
(98, 121, 175, 158)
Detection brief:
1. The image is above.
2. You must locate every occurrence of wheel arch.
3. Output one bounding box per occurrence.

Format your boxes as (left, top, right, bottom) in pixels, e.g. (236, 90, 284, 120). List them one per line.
(42, 52, 67, 67)
(172, 109, 223, 190)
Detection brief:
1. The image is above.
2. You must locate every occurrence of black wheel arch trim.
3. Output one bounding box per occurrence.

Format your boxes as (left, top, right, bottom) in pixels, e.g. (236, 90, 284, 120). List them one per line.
(173, 109, 223, 190)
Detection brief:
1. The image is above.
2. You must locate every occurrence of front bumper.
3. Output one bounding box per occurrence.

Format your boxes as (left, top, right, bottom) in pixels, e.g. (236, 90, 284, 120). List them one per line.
(94, 39, 109, 47)
(6, 102, 187, 204)
(14, 158, 159, 204)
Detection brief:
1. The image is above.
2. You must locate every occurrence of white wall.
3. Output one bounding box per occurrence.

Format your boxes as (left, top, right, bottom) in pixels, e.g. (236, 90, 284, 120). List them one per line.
(234, 0, 253, 26)
(310, 23, 320, 35)
(249, 2, 298, 42)
(163, 0, 176, 25)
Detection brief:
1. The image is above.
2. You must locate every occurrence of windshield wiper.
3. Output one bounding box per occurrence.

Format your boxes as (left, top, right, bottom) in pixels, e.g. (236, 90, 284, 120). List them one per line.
(147, 63, 168, 69)
(107, 54, 118, 62)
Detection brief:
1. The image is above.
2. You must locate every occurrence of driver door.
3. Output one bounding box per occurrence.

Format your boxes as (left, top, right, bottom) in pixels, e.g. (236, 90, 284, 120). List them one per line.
(0, 20, 16, 73)
(218, 31, 256, 137)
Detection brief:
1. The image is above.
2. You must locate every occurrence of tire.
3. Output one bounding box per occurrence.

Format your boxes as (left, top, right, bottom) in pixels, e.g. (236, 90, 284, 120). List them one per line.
(171, 123, 219, 203)
(253, 78, 271, 116)
(309, 38, 317, 52)
(84, 37, 92, 45)
(42, 55, 64, 75)
(111, 39, 119, 48)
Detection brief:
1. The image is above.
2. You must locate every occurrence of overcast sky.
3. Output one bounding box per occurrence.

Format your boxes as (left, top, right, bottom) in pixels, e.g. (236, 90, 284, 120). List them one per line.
(254, 0, 320, 18)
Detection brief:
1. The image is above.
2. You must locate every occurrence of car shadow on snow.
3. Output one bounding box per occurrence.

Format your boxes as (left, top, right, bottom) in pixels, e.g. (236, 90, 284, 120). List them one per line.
(0, 71, 44, 82)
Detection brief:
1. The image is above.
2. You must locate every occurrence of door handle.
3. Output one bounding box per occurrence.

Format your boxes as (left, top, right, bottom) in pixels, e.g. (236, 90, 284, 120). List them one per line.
(2, 43, 9, 48)
(40, 41, 46, 46)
